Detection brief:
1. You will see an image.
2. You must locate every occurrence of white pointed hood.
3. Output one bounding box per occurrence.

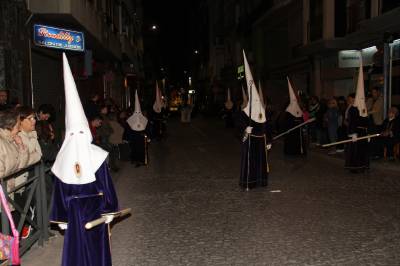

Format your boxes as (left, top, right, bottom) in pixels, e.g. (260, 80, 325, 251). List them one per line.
(286, 77, 303, 118)
(225, 88, 233, 110)
(127, 90, 148, 131)
(51, 53, 108, 185)
(354, 58, 368, 117)
(153, 81, 162, 113)
(258, 79, 266, 109)
(242, 50, 266, 123)
(241, 86, 248, 110)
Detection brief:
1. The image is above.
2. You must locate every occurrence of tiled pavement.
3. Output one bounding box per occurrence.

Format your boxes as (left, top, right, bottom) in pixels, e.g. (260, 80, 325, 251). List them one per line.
(23, 117, 400, 265)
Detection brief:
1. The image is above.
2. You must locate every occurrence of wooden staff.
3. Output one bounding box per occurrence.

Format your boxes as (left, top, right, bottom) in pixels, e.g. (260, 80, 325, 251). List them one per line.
(272, 118, 315, 141)
(322, 134, 380, 148)
(85, 208, 132, 230)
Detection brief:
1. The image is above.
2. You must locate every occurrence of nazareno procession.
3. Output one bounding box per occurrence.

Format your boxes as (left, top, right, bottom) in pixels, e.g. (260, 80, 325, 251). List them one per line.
(0, 47, 389, 265)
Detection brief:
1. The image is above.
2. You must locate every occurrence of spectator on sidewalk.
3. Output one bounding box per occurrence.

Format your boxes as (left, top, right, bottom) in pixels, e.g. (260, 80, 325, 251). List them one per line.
(0, 109, 29, 179)
(324, 98, 340, 154)
(378, 107, 400, 160)
(15, 106, 42, 239)
(36, 104, 58, 164)
(14, 106, 42, 188)
(84, 93, 100, 121)
(336, 96, 347, 152)
(0, 89, 11, 111)
(89, 115, 103, 145)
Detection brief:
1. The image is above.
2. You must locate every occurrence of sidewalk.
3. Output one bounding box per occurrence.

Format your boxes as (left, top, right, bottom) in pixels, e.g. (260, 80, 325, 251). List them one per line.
(309, 143, 400, 173)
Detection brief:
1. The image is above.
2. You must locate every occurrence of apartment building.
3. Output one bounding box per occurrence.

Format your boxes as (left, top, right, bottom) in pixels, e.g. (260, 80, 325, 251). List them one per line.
(26, 0, 144, 110)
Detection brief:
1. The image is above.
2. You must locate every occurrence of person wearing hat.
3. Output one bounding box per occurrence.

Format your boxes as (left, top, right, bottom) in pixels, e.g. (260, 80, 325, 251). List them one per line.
(345, 61, 370, 172)
(50, 53, 119, 266)
(238, 51, 272, 190)
(124, 90, 150, 167)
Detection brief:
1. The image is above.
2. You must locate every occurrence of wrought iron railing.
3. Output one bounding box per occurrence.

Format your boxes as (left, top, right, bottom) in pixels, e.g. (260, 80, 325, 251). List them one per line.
(0, 161, 50, 258)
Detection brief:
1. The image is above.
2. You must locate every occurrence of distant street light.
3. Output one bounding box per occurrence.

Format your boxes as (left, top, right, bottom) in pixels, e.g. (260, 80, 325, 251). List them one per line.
(151, 24, 158, 31)
(194, 50, 199, 54)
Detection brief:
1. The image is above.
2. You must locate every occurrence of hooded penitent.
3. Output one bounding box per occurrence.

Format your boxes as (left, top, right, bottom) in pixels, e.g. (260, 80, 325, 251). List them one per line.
(241, 85, 248, 110)
(258, 79, 266, 109)
(353, 58, 368, 117)
(127, 90, 148, 131)
(51, 53, 108, 185)
(242, 50, 266, 123)
(286, 77, 303, 118)
(225, 88, 234, 110)
(153, 81, 163, 113)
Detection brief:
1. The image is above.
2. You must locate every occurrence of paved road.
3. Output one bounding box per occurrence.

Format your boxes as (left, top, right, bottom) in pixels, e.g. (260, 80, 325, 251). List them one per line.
(23, 116, 400, 265)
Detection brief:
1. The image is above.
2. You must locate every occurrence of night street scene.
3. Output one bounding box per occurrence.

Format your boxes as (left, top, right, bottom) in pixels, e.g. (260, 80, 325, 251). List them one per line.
(1, 0, 400, 265)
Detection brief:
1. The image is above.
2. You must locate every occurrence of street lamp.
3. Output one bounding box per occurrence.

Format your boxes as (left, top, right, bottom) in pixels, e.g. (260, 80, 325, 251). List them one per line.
(151, 24, 158, 31)
(194, 50, 199, 54)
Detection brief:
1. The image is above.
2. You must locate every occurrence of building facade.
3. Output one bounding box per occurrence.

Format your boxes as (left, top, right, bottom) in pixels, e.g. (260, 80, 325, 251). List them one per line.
(0, 0, 145, 113)
(207, 0, 400, 111)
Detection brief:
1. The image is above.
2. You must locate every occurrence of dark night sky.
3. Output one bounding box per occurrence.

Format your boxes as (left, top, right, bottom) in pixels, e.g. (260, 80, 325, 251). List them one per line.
(143, 1, 193, 85)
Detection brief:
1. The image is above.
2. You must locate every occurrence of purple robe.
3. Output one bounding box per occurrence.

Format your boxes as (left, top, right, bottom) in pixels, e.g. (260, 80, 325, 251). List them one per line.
(50, 162, 119, 266)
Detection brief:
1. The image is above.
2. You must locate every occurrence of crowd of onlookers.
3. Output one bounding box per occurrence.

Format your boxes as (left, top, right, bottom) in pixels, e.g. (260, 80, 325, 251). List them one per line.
(300, 87, 399, 160)
(0, 89, 167, 239)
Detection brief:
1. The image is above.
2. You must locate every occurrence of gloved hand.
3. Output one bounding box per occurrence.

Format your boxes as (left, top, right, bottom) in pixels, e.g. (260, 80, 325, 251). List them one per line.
(104, 214, 114, 224)
(350, 134, 358, 142)
(58, 223, 68, 230)
(266, 144, 272, 150)
(245, 126, 253, 134)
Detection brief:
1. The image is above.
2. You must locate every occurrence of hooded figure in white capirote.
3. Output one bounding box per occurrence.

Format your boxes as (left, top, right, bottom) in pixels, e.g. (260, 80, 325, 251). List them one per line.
(282, 77, 307, 156)
(124, 90, 149, 166)
(127, 90, 148, 132)
(238, 50, 271, 190)
(151, 81, 166, 140)
(52, 54, 108, 185)
(344, 56, 370, 171)
(224, 88, 235, 128)
(153, 81, 163, 114)
(50, 53, 119, 266)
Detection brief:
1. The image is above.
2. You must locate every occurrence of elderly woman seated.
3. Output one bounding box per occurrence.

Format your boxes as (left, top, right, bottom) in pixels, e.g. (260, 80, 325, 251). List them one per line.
(0, 108, 29, 179)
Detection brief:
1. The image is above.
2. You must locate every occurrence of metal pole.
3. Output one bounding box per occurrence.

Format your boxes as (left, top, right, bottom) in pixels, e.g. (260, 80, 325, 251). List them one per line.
(246, 81, 253, 192)
(383, 42, 390, 120)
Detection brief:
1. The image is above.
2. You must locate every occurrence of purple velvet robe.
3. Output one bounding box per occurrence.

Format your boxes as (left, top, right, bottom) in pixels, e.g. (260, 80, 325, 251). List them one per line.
(50, 162, 119, 266)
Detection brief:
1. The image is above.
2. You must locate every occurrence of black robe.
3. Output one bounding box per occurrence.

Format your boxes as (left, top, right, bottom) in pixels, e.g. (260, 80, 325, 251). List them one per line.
(224, 107, 235, 128)
(344, 107, 369, 170)
(123, 124, 149, 165)
(283, 112, 307, 155)
(238, 112, 272, 189)
(50, 162, 119, 266)
(150, 110, 165, 140)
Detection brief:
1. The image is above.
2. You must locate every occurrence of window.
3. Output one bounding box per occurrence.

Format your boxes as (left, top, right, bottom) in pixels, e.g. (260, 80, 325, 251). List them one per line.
(309, 0, 323, 41)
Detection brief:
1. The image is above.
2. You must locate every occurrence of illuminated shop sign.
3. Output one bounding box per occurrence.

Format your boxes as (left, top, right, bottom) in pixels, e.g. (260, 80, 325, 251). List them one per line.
(338, 46, 377, 68)
(33, 24, 85, 52)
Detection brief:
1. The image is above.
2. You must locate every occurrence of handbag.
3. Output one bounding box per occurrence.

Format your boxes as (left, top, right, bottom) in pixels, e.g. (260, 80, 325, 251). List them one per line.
(0, 185, 20, 265)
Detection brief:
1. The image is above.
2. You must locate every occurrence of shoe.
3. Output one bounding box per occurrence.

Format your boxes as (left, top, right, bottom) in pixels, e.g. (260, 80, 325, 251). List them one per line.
(328, 150, 336, 155)
(336, 149, 344, 153)
(22, 206, 35, 239)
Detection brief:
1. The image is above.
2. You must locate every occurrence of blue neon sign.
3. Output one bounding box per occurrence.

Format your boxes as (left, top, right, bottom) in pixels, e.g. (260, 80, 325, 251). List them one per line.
(33, 24, 85, 52)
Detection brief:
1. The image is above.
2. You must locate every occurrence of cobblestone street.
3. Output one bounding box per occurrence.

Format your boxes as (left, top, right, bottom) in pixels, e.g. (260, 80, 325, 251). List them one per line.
(24, 117, 400, 265)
